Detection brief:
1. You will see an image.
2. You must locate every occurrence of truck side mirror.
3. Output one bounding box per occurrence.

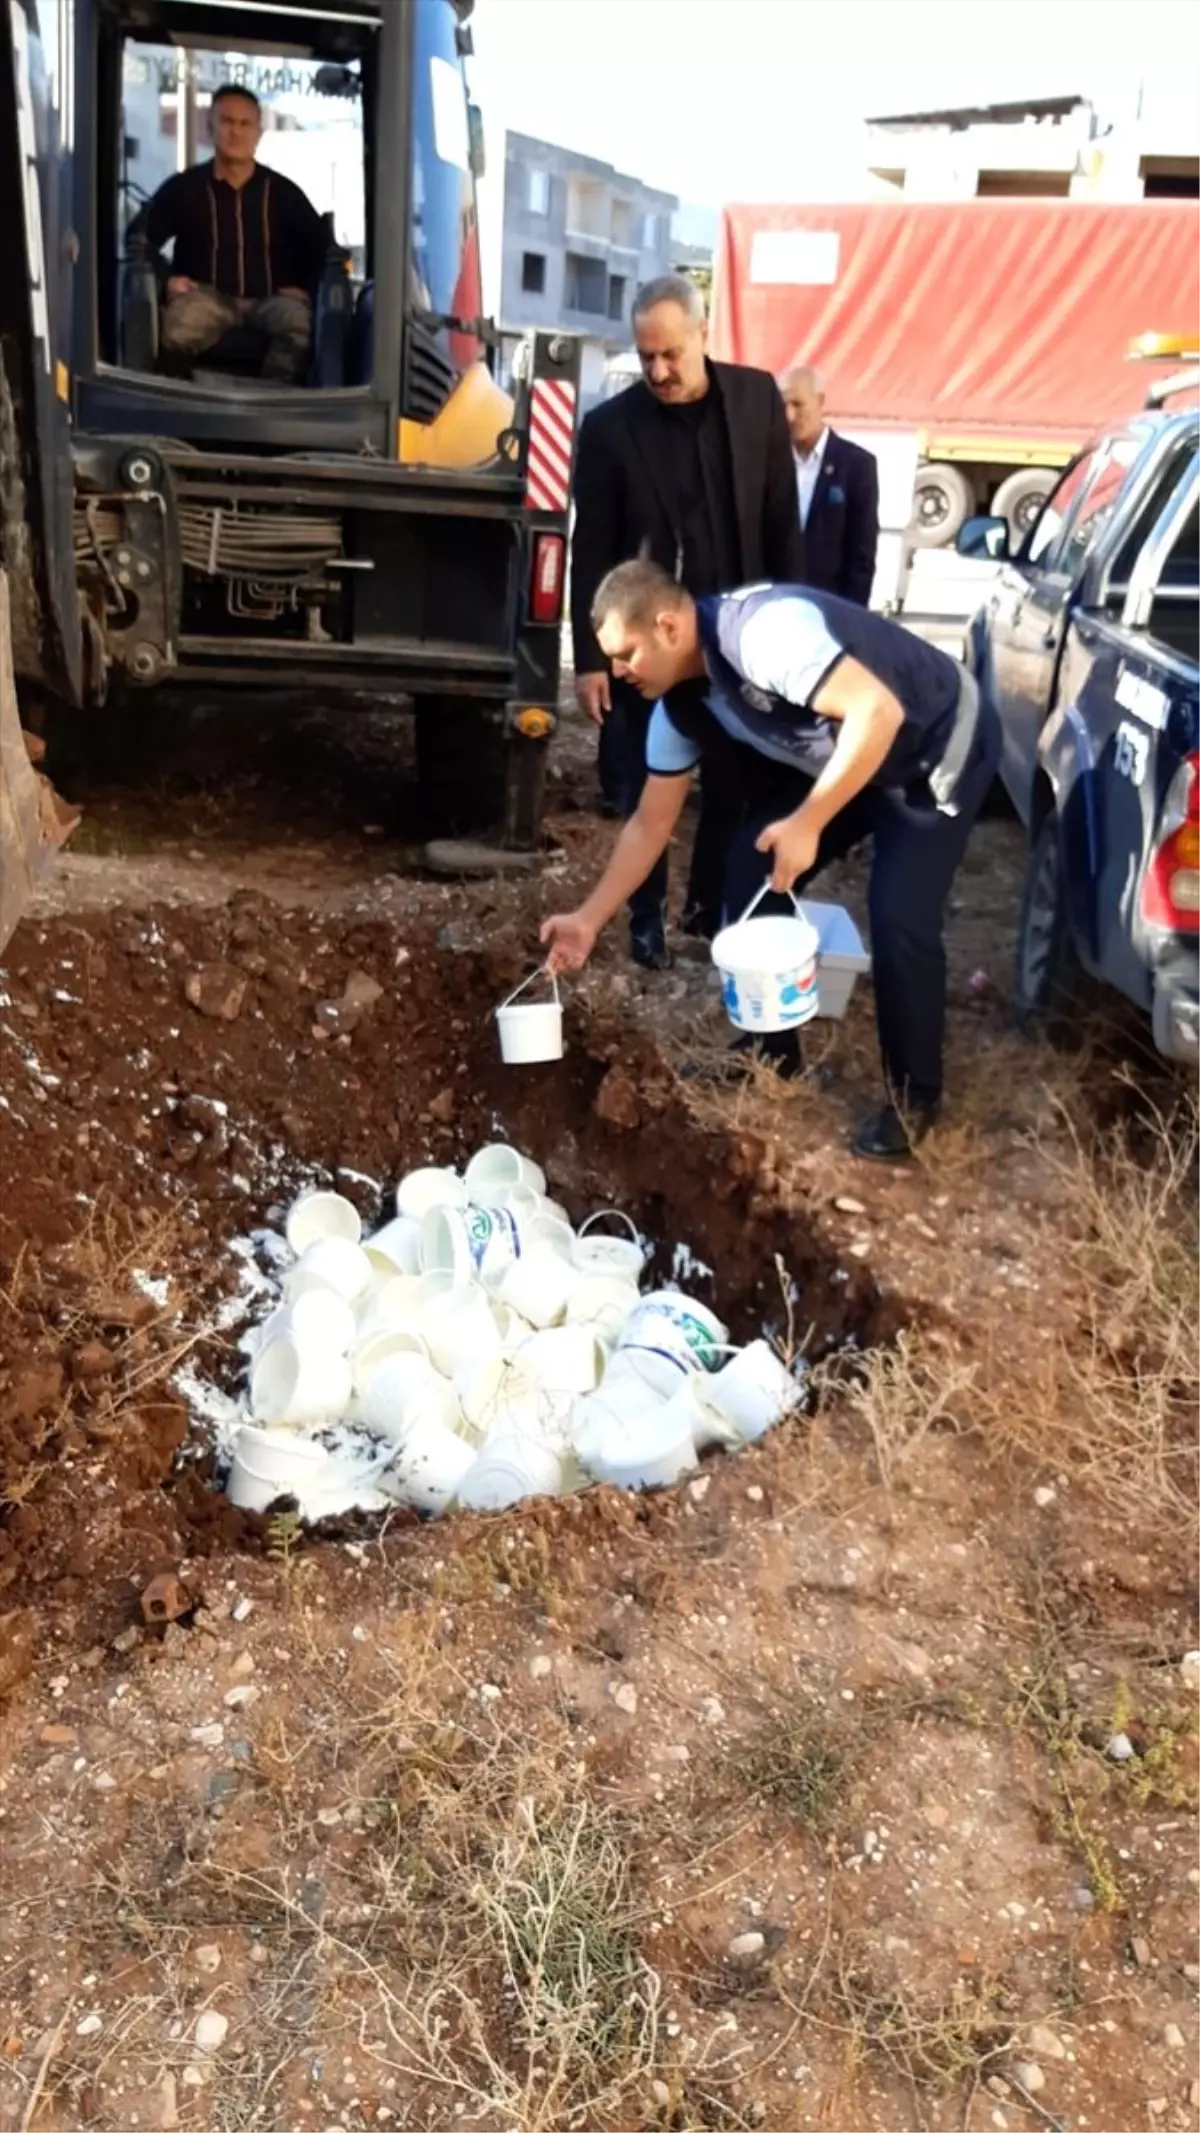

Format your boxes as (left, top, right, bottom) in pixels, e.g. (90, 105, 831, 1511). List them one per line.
(957, 514, 1009, 562)
(468, 103, 485, 179)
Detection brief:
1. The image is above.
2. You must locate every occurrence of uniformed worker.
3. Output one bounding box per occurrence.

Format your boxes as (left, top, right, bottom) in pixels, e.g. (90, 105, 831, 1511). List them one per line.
(541, 559, 1001, 1162)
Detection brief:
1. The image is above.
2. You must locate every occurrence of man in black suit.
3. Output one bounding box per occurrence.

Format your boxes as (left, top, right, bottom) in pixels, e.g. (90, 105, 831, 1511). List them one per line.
(571, 276, 803, 967)
(781, 368, 879, 607)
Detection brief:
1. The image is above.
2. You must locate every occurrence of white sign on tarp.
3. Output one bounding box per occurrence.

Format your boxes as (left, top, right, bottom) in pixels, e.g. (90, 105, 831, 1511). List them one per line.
(749, 229, 840, 286)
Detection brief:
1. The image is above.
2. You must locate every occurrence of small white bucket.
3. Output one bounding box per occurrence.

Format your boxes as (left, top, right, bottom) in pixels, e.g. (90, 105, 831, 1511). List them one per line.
(255, 1288, 356, 1360)
(422, 1283, 504, 1378)
(226, 1424, 330, 1512)
(496, 968, 564, 1065)
(283, 1236, 373, 1307)
(571, 1211, 645, 1281)
(285, 1190, 362, 1259)
(367, 1214, 424, 1275)
(619, 1290, 728, 1381)
(395, 1167, 467, 1222)
(250, 1335, 353, 1426)
(457, 1433, 565, 1511)
(496, 1247, 576, 1330)
(587, 1407, 698, 1493)
(519, 1325, 606, 1396)
(711, 884, 820, 1034)
(465, 1145, 547, 1199)
(360, 1349, 446, 1439)
(388, 1408, 477, 1514)
(698, 1340, 804, 1445)
(564, 1272, 641, 1344)
(353, 1327, 431, 1401)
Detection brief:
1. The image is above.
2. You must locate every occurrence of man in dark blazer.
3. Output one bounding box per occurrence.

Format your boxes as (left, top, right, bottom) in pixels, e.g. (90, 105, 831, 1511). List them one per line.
(781, 367, 879, 608)
(571, 276, 804, 967)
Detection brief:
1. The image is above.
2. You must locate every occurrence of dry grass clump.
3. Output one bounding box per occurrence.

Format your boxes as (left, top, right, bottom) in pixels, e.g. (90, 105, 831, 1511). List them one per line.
(998, 1089, 1198, 1522)
(815, 1330, 982, 1491)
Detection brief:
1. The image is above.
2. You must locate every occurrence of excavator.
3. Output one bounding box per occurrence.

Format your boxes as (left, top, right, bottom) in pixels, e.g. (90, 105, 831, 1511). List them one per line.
(0, 0, 580, 951)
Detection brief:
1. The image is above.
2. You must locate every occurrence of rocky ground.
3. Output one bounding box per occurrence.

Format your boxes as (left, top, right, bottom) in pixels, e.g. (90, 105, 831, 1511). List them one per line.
(0, 689, 1195, 2133)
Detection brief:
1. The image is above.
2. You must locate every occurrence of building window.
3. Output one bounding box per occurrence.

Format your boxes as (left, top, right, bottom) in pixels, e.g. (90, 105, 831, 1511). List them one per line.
(527, 167, 549, 214)
(564, 250, 608, 315)
(642, 212, 658, 249)
(608, 274, 626, 322)
(521, 251, 546, 295)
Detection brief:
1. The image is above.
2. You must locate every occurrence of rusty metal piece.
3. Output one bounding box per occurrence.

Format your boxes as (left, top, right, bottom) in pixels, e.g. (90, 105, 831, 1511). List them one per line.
(140, 1572, 193, 1627)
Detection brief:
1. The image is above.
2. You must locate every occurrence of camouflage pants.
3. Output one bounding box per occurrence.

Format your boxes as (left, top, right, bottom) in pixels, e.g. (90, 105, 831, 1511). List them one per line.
(161, 287, 312, 382)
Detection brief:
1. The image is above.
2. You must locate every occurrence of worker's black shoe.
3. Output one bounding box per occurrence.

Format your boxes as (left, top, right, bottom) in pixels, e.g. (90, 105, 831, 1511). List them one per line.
(680, 903, 720, 943)
(630, 925, 672, 972)
(852, 1100, 939, 1162)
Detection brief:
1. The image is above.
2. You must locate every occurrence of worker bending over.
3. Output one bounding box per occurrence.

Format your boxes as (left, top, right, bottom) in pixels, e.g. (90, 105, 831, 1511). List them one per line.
(541, 561, 1000, 1162)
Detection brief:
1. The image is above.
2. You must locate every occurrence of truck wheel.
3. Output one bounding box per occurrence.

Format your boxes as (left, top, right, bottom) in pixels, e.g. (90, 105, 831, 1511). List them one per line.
(414, 698, 507, 836)
(991, 467, 1057, 548)
(1014, 811, 1096, 1038)
(909, 463, 973, 548)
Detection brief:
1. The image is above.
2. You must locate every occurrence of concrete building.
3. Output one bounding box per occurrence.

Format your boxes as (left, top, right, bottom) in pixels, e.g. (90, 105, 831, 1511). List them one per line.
(866, 93, 1199, 202)
(497, 130, 678, 407)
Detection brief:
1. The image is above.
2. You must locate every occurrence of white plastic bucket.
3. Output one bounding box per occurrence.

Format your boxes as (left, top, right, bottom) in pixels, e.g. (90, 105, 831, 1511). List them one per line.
(496, 969, 564, 1065)
(227, 1424, 330, 1512)
(285, 1190, 362, 1259)
(250, 1336, 353, 1426)
(564, 1272, 641, 1345)
(587, 1407, 698, 1493)
(422, 1283, 504, 1378)
(496, 1247, 575, 1330)
(360, 1350, 446, 1439)
(465, 1145, 547, 1199)
(519, 1325, 606, 1396)
(256, 1288, 356, 1360)
(698, 1340, 803, 1444)
(388, 1409, 477, 1514)
(420, 1204, 477, 1286)
(571, 1211, 644, 1281)
(457, 1432, 565, 1511)
(711, 884, 820, 1035)
(619, 1291, 728, 1380)
(352, 1327, 431, 1401)
(367, 1214, 424, 1274)
(283, 1236, 373, 1307)
(395, 1167, 466, 1222)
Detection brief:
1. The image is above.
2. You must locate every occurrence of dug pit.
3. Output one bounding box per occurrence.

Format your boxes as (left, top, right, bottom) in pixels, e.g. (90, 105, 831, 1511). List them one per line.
(0, 894, 903, 1629)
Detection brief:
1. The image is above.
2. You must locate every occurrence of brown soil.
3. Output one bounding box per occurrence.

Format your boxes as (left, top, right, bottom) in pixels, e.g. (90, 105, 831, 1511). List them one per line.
(0, 699, 1195, 2133)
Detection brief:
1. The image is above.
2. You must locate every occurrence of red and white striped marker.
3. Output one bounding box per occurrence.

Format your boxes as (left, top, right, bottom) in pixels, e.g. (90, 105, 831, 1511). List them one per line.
(525, 377, 577, 514)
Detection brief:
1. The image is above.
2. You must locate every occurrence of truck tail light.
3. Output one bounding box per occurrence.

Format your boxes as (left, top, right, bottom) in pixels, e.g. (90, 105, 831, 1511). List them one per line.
(1141, 751, 1200, 933)
(529, 533, 564, 625)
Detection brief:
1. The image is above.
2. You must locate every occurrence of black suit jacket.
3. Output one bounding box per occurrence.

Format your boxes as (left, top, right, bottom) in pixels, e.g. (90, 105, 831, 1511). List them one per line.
(800, 431, 880, 607)
(570, 362, 804, 674)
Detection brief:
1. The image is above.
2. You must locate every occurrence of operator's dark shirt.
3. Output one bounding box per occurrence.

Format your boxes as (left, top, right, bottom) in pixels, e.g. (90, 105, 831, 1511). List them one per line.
(652, 374, 743, 595)
(128, 160, 325, 301)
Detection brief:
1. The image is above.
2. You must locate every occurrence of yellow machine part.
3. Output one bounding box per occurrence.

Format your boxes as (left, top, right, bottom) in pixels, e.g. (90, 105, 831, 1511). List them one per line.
(397, 358, 516, 468)
(0, 572, 78, 954)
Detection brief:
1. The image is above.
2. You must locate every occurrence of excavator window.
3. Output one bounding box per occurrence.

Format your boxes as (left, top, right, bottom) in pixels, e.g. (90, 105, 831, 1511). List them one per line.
(102, 5, 375, 386)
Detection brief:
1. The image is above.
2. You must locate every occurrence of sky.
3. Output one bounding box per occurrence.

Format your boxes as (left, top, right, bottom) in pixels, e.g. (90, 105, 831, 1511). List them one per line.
(467, 0, 1200, 211)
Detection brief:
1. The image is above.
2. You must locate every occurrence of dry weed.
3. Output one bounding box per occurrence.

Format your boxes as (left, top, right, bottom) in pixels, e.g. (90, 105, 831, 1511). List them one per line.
(996, 1089, 1199, 1523)
(816, 1330, 981, 1490)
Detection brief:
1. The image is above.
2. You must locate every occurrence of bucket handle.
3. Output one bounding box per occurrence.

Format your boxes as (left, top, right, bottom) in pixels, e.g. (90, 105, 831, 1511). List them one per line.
(499, 964, 561, 1012)
(736, 882, 808, 926)
(578, 1209, 642, 1245)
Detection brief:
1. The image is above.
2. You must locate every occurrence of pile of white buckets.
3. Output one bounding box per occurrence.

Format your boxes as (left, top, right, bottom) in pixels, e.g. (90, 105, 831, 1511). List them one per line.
(223, 1141, 804, 1522)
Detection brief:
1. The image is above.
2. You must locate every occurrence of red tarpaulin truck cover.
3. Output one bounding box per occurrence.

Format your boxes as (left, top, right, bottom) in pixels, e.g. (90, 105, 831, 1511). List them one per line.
(709, 200, 1200, 449)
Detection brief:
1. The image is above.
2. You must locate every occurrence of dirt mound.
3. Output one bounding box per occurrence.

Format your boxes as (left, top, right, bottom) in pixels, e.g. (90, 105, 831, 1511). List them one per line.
(0, 894, 895, 1633)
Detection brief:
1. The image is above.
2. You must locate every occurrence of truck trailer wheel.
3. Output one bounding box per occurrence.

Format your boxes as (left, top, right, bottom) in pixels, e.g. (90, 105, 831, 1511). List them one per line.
(909, 463, 973, 548)
(1014, 811, 1098, 1039)
(414, 697, 507, 837)
(991, 467, 1057, 547)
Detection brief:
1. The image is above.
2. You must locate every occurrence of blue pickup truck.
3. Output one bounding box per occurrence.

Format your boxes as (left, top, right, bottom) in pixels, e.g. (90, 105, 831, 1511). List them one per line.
(960, 384, 1198, 1062)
